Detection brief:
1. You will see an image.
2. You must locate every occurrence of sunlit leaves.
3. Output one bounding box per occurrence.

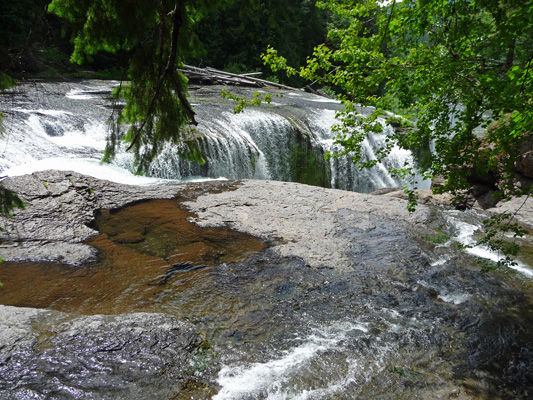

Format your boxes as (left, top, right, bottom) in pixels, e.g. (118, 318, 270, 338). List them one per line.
(473, 211, 530, 269)
(261, 46, 298, 76)
(264, 0, 533, 199)
(221, 89, 275, 114)
(261, 0, 533, 264)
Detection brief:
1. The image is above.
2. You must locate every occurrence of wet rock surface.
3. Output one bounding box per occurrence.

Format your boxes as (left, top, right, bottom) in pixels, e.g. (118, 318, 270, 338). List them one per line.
(184, 180, 432, 269)
(0, 170, 182, 264)
(516, 137, 533, 179)
(0, 305, 209, 400)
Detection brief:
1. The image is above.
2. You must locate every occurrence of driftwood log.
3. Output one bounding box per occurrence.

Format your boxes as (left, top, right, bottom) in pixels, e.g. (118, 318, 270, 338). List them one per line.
(179, 65, 299, 91)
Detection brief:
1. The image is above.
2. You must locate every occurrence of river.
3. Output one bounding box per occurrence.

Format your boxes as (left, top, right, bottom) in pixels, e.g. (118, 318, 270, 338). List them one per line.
(0, 79, 420, 192)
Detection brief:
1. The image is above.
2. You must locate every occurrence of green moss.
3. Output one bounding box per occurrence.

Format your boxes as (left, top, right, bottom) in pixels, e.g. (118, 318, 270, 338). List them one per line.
(287, 130, 329, 188)
(425, 229, 450, 245)
(183, 347, 214, 375)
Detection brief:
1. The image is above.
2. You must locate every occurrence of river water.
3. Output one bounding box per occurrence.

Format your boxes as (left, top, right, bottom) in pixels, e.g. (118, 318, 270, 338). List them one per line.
(1, 81, 533, 399)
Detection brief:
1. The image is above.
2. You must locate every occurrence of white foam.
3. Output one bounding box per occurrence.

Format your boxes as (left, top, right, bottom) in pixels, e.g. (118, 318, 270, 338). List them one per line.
(66, 89, 96, 100)
(431, 257, 449, 267)
(213, 322, 368, 400)
(15, 108, 73, 117)
(3, 158, 175, 186)
(445, 211, 533, 278)
(3, 157, 229, 186)
(44, 122, 107, 150)
(438, 292, 471, 305)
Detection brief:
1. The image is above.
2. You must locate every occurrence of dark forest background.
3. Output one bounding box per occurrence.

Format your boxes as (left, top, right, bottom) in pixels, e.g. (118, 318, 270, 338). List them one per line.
(0, 0, 329, 86)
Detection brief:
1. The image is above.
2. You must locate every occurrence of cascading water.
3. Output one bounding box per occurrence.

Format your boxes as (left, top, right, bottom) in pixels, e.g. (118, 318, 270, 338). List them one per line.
(0, 81, 155, 185)
(307, 107, 418, 192)
(0, 80, 419, 192)
(441, 209, 533, 277)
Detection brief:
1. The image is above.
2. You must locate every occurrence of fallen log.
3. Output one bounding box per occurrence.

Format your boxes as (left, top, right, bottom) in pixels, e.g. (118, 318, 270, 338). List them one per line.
(180, 65, 300, 91)
(179, 69, 263, 88)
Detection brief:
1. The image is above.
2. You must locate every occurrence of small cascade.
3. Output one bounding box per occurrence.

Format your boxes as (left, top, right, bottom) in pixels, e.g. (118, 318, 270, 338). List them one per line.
(213, 321, 373, 400)
(443, 209, 533, 277)
(1, 80, 420, 192)
(0, 108, 106, 171)
(146, 87, 419, 192)
(0, 81, 117, 178)
(146, 110, 272, 181)
(308, 109, 417, 192)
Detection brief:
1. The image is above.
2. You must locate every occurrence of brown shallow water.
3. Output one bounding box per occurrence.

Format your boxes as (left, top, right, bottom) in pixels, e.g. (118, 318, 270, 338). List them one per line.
(0, 198, 265, 315)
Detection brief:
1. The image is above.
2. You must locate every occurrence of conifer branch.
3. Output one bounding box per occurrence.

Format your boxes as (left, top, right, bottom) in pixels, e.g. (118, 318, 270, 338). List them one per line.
(126, 0, 196, 152)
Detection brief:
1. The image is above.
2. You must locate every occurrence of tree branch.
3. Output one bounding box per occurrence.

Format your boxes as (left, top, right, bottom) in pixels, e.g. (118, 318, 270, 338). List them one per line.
(380, 0, 396, 48)
(519, 54, 533, 95)
(126, 0, 196, 152)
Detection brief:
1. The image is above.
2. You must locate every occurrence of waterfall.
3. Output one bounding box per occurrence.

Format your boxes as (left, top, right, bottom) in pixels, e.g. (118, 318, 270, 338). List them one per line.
(0, 80, 419, 192)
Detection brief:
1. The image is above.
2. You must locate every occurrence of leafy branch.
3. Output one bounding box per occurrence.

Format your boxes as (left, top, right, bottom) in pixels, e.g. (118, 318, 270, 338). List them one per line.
(220, 89, 273, 114)
(475, 195, 530, 270)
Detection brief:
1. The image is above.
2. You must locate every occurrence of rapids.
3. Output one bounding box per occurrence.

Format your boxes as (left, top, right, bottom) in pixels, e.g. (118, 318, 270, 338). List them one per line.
(1, 178, 533, 399)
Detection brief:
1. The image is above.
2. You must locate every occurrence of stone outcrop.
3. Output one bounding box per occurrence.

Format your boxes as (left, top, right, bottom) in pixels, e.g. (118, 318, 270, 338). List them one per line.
(184, 179, 431, 269)
(0, 170, 181, 264)
(516, 136, 533, 179)
(464, 135, 533, 210)
(0, 170, 433, 268)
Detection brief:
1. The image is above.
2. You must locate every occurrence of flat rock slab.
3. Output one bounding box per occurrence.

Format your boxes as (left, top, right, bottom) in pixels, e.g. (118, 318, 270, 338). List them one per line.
(0, 171, 432, 269)
(184, 180, 431, 269)
(494, 195, 533, 229)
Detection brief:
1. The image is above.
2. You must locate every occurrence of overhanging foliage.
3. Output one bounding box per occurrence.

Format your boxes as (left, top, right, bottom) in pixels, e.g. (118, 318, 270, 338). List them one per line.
(263, 0, 532, 205)
(48, 0, 237, 172)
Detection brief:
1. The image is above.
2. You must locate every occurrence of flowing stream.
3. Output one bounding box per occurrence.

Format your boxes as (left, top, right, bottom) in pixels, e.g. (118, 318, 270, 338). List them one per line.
(1, 193, 532, 399)
(1, 80, 533, 399)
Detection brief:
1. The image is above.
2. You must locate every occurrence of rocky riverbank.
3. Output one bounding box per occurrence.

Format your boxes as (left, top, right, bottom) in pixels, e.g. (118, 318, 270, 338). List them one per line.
(0, 170, 435, 267)
(0, 306, 211, 399)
